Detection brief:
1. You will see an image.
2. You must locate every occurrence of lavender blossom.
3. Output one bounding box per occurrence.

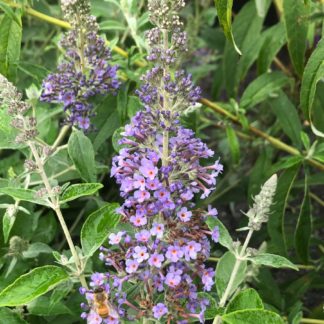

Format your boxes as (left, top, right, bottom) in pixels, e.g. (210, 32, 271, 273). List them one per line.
(40, 0, 120, 130)
(81, 0, 223, 322)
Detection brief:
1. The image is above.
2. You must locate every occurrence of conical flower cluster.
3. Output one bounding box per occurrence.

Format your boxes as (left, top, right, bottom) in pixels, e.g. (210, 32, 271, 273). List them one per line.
(82, 1, 222, 323)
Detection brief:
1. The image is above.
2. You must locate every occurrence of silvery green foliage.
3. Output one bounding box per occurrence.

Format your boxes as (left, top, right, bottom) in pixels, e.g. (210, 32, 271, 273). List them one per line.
(246, 174, 278, 231)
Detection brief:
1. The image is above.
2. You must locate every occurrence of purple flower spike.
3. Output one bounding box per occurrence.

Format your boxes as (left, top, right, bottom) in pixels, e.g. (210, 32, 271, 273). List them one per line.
(82, 0, 224, 321)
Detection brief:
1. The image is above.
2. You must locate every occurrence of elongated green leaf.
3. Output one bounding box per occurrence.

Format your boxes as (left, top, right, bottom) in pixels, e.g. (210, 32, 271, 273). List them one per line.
(89, 95, 120, 151)
(240, 72, 291, 109)
(0, 307, 27, 324)
(223, 1, 270, 96)
(0, 266, 69, 306)
(255, 0, 267, 17)
(3, 206, 16, 243)
(248, 149, 272, 203)
(283, 0, 309, 77)
(249, 253, 298, 270)
(81, 203, 121, 257)
(0, 188, 50, 206)
(0, 2, 22, 26)
(222, 309, 284, 324)
(257, 22, 286, 74)
(268, 164, 301, 255)
(99, 19, 125, 31)
(68, 129, 96, 183)
(300, 38, 324, 137)
(226, 288, 263, 314)
(215, 0, 241, 55)
(0, 12, 22, 80)
(226, 126, 240, 164)
(295, 173, 312, 264)
(59, 183, 103, 204)
(206, 216, 233, 251)
(216, 252, 247, 298)
(269, 91, 302, 148)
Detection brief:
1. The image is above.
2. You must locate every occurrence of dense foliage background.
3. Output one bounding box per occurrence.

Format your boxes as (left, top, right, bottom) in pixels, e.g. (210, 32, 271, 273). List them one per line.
(0, 0, 323, 323)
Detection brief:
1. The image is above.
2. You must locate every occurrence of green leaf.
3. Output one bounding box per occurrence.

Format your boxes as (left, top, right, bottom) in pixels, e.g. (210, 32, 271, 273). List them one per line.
(255, 0, 268, 17)
(248, 149, 272, 203)
(0, 12, 22, 80)
(99, 19, 125, 31)
(50, 280, 73, 306)
(3, 206, 16, 243)
(222, 309, 284, 324)
(216, 252, 247, 298)
(0, 266, 69, 306)
(300, 37, 324, 137)
(59, 183, 103, 204)
(223, 1, 270, 96)
(81, 203, 121, 257)
(226, 126, 240, 164)
(269, 91, 302, 148)
(27, 296, 72, 316)
(249, 253, 299, 270)
(268, 164, 300, 255)
(22, 242, 53, 259)
(0, 307, 27, 324)
(226, 288, 263, 313)
(215, 0, 241, 55)
(240, 72, 291, 109)
(0, 187, 50, 206)
(112, 126, 126, 152)
(68, 129, 96, 183)
(206, 216, 233, 251)
(0, 2, 22, 26)
(257, 22, 286, 74)
(283, 0, 309, 77)
(89, 95, 120, 151)
(127, 95, 143, 118)
(294, 173, 312, 264)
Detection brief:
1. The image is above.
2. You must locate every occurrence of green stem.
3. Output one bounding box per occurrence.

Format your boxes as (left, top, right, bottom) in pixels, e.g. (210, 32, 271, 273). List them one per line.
(51, 125, 70, 150)
(213, 229, 254, 324)
(28, 141, 88, 289)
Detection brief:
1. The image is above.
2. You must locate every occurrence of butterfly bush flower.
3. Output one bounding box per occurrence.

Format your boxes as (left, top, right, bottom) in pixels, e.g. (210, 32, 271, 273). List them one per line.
(40, 0, 120, 130)
(82, 0, 222, 323)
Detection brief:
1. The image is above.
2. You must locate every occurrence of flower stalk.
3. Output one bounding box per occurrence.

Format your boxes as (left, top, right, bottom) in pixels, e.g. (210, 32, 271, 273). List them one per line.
(213, 175, 278, 324)
(0, 74, 88, 289)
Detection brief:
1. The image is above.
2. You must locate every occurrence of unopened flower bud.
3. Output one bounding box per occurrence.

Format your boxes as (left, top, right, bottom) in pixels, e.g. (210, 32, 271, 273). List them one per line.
(246, 174, 278, 231)
(8, 236, 29, 256)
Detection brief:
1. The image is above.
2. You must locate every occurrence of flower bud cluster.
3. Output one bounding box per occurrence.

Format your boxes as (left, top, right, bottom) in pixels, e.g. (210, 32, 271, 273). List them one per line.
(40, 0, 120, 130)
(0, 74, 38, 144)
(148, 0, 185, 30)
(246, 174, 277, 231)
(81, 1, 223, 323)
